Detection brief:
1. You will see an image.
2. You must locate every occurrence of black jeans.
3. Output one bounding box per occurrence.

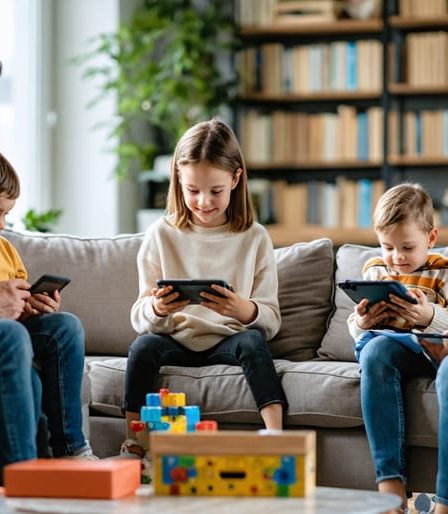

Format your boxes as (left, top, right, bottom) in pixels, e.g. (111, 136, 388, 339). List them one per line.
(124, 329, 286, 413)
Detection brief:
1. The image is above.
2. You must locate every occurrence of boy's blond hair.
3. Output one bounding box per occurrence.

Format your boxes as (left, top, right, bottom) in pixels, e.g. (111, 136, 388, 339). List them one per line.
(373, 183, 434, 233)
(0, 152, 20, 199)
(166, 118, 254, 232)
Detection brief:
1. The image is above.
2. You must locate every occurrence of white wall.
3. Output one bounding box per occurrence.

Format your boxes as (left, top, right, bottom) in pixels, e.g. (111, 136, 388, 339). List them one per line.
(52, 0, 140, 236)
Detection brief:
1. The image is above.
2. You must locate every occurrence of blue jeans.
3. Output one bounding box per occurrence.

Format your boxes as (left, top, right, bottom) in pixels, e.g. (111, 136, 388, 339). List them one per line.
(0, 312, 89, 481)
(435, 357, 448, 506)
(124, 329, 287, 413)
(358, 335, 448, 505)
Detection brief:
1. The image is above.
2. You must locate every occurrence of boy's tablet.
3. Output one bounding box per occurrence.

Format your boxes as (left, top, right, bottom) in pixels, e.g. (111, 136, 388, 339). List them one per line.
(338, 280, 418, 305)
(29, 274, 71, 295)
(156, 279, 232, 304)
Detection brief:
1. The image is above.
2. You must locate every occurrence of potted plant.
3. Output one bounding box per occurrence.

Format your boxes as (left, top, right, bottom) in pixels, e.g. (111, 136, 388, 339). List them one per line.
(75, 0, 237, 179)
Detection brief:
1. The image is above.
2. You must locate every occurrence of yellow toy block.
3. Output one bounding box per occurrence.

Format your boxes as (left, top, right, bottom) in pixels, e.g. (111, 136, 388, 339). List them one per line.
(168, 392, 186, 407)
(150, 430, 316, 497)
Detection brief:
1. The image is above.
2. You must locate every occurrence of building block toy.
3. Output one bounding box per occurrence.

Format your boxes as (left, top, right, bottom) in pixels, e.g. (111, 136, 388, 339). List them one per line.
(4, 459, 141, 499)
(130, 388, 216, 452)
(150, 430, 316, 497)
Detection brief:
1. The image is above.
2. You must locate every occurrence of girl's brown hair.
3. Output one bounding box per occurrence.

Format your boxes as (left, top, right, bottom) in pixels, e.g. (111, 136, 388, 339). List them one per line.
(0, 152, 20, 199)
(166, 119, 254, 232)
(373, 183, 434, 233)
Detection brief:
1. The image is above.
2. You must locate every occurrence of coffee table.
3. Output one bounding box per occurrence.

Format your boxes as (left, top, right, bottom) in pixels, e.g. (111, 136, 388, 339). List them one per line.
(0, 485, 401, 514)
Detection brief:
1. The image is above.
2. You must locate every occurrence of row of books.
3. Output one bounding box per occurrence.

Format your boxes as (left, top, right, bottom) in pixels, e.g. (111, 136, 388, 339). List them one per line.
(399, 0, 448, 17)
(235, 0, 339, 27)
(389, 110, 448, 158)
(235, 0, 277, 26)
(249, 177, 385, 228)
(240, 106, 384, 164)
(238, 40, 383, 95)
(404, 32, 448, 87)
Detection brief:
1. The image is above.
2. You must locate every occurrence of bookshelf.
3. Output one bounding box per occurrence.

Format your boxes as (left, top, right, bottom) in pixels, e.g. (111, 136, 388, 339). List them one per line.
(234, 0, 448, 247)
(386, 1, 448, 244)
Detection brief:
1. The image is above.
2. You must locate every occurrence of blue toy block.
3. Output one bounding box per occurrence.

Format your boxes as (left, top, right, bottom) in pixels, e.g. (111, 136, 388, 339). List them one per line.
(183, 405, 200, 431)
(146, 393, 162, 406)
(149, 421, 170, 431)
(141, 406, 162, 423)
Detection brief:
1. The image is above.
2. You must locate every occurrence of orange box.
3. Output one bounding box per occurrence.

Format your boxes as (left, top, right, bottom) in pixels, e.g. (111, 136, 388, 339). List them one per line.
(4, 459, 141, 499)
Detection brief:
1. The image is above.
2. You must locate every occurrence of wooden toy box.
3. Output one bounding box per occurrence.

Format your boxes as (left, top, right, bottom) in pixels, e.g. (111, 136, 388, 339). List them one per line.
(151, 430, 316, 497)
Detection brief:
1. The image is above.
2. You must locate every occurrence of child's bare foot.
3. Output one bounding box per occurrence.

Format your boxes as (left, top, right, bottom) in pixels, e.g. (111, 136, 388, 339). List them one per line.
(378, 478, 407, 514)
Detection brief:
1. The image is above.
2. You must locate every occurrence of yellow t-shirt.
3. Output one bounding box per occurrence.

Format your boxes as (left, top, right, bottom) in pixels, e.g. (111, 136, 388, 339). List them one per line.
(0, 236, 27, 282)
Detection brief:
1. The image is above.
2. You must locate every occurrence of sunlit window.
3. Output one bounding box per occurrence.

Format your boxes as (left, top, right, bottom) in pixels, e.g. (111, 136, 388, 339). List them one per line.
(0, 0, 45, 227)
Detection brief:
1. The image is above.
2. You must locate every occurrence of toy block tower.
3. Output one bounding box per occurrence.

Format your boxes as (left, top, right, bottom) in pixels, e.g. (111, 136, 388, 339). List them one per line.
(130, 388, 214, 451)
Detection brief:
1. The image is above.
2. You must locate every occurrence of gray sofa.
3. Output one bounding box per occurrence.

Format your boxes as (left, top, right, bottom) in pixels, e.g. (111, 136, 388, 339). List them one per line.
(3, 229, 443, 493)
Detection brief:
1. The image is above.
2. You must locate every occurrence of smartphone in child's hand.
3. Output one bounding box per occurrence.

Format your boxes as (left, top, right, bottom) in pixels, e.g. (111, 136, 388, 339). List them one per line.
(29, 274, 71, 295)
(156, 279, 232, 304)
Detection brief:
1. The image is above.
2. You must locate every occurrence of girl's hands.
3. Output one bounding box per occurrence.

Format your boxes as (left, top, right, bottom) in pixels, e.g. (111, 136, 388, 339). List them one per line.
(387, 289, 434, 328)
(23, 290, 61, 317)
(151, 282, 258, 323)
(151, 286, 189, 317)
(200, 284, 257, 324)
(355, 298, 393, 330)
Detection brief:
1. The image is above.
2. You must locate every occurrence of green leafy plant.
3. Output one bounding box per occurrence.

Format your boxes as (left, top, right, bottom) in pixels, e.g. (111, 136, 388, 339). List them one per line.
(22, 208, 63, 233)
(74, 0, 238, 179)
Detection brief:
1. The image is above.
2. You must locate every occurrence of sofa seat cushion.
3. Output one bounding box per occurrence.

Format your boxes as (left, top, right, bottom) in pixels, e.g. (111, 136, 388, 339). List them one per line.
(88, 358, 363, 428)
(281, 361, 363, 427)
(87, 358, 439, 447)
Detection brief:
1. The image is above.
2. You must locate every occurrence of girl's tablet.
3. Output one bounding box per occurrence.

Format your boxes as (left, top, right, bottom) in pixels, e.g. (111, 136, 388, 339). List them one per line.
(156, 279, 231, 304)
(338, 280, 418, 305)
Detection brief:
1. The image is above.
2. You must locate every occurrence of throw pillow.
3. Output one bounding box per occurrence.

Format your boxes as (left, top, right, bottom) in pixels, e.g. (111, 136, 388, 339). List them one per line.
(270, 238, 334, 361)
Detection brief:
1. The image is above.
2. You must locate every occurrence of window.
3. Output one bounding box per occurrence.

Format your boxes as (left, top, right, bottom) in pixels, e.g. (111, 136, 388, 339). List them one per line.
(0, 0, 49, 226)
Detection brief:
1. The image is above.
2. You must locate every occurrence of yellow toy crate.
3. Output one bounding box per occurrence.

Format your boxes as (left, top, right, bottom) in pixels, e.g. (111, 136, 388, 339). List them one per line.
(150, 430, 316, 497)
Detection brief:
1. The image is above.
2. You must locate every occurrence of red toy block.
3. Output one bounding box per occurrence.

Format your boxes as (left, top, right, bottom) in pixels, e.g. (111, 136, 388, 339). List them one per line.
(4, 459, 141, 499)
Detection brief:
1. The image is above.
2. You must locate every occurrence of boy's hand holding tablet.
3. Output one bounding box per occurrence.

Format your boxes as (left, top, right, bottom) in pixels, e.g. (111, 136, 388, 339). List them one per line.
(339, 279, 436, 334)
(338, 280, 418, 306)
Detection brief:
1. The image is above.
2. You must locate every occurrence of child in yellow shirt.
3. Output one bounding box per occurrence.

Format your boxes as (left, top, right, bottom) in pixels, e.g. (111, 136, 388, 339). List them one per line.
(0, 152, 95, 484)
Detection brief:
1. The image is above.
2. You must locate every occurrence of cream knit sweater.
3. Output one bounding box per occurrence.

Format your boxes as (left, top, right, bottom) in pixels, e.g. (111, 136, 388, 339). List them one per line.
(131, 216, 281, 352)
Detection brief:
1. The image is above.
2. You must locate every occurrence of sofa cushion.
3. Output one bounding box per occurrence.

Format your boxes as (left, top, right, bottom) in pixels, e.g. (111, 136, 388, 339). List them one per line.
(270, 238, 334, 361)
(2, 230, 143, 356)
(318, 244, 380, 361)
(87, 356, 439, 446)
(88, 357, 364, 428)
(318, 244, 448, 362)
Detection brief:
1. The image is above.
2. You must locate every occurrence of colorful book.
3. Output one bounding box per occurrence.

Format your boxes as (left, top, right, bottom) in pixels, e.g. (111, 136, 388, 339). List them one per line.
(346, 41, 357, 91)
(358, 179, 373, 228)
(357, 111, 368, 161)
